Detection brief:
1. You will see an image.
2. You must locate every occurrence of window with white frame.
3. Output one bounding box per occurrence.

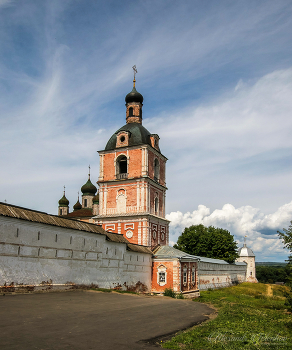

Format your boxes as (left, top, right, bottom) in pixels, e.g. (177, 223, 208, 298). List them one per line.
(157, 265, 167, 286)
(159, 272, 166, 283)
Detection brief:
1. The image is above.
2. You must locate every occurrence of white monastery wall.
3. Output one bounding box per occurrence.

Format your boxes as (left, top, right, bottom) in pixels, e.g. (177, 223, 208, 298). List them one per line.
(0, 216, 152, 290)
(198, 261, 247, 290)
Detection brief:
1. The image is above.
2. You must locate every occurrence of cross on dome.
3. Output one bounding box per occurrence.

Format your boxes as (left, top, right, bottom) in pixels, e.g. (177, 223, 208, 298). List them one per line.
(132, 65, 137, 87)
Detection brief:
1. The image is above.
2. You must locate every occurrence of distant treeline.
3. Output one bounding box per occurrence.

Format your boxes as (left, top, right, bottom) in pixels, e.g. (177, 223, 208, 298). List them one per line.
(256, 263, 290, 284)
(256, 262, 287, 267)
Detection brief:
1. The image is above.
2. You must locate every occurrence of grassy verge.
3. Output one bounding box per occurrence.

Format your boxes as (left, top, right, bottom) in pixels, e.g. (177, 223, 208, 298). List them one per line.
(163, 283, 292, 350)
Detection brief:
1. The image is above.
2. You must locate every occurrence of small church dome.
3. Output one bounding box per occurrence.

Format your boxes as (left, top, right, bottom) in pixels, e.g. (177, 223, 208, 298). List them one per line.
(58, 194, 69, 207)
(81, 179, 97, 195)
(73, 199, 82, 211)
(125, 87, 143, 104)
(238, 244, 255, 257)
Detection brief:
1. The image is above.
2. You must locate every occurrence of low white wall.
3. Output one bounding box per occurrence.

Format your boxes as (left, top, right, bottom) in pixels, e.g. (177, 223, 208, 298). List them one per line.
(198, 261, 246, 290)
(0, 216, 152, 291)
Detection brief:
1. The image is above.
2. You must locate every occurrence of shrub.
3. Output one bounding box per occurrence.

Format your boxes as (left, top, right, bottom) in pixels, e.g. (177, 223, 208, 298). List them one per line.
(163, 288, 176, 298)
(284, 285, 292, 312)
(176, 293, 185, 299)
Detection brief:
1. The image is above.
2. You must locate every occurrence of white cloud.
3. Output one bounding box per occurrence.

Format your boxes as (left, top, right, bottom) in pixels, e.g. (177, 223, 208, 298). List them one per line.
(144, 67, 292, 217)
(166, 201, 292, 261)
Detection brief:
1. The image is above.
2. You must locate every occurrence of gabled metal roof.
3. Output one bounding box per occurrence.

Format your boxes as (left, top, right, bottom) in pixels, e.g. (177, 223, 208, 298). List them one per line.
(153, 245, 245, 265)
(152, 245, 199, 261)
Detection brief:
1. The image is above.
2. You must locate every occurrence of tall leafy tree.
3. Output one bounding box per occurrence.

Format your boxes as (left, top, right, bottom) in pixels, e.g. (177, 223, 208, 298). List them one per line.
(278, 221, 292, 265)
(173, 224, 238, 263)
(278, 222, 292, 312)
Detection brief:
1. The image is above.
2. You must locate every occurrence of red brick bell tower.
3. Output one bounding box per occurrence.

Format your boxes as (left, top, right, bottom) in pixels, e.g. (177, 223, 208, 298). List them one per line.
(94, 69, 169, 247)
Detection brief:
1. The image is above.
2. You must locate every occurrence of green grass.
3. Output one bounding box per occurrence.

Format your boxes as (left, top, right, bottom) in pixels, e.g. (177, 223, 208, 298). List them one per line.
(163, 283, 292, 350)
(91, 287, 112, 293)
(114, 290, 138, 295)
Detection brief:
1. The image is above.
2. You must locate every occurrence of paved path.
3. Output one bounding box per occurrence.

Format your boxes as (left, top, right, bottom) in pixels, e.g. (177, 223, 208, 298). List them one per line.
(0, 291, 214, 350)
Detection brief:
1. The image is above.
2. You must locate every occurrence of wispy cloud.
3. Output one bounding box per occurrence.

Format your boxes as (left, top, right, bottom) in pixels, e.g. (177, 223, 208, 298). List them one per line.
(0, 1, 292, 261)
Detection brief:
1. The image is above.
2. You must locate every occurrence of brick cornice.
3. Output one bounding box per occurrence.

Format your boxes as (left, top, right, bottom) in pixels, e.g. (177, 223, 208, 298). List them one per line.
(94, 213, 170, 222)
(98, 144, 168, 161)
(97, 176, 168, 190)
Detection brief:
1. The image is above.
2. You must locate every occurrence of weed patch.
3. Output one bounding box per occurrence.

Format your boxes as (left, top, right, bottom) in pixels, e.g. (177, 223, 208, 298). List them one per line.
(90, 288, 112, 293)
(163, 288, 185, 299)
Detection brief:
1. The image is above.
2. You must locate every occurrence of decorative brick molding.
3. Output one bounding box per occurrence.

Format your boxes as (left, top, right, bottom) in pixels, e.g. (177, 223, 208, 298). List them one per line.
(116, 131, 130, 148)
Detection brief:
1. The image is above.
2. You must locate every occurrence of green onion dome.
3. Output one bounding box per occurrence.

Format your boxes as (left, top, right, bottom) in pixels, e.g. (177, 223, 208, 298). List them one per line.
(73, 199, 82, 211)
(81, 178, 97, 195)
(58, 194, 69, 207)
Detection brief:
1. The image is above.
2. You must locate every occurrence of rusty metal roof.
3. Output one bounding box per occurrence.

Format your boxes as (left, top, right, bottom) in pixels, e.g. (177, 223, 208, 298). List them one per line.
(0, 202, 152, 255)
(127, 243, 152, 254)
(65, 208, 93, 218)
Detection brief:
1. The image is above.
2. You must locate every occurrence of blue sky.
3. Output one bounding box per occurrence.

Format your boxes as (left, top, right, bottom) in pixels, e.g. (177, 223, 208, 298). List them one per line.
(1, 0, 292, 262)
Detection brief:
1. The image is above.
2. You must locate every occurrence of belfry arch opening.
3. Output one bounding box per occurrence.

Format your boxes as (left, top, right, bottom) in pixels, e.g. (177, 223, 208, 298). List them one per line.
(128, 107, 133, 116)
(116, 155, 128, 179)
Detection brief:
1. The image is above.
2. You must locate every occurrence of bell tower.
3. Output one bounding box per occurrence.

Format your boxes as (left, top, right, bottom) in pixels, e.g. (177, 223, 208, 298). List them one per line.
(94, 68, 169, 247)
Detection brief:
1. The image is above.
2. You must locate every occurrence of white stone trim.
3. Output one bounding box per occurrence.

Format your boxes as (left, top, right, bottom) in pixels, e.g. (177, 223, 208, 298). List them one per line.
(157, 264, 167, 286)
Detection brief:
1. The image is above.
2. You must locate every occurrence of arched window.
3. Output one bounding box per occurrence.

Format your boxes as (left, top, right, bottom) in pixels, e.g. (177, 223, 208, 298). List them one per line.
(117, 193, 126, 213)
(129, 107, 133, 116)
(119, 156, 127, 173)
(116, 155, 128, 179)
(154, 158, 159, 181)
(155, 197, 159, 215)
(157, 265, 167, 286)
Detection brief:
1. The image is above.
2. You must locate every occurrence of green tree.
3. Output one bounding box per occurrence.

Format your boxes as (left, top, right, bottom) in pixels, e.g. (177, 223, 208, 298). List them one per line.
(256, 265, 289, 284)
(278, 222, 292, 312)
(173, 224, 238, 263)
(278, 221, 292, 264)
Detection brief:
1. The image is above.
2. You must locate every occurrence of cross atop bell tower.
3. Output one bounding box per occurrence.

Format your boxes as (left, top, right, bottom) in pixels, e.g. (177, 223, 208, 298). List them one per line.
(132, 65, 137, 86)
(125, 65, 143, 124)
